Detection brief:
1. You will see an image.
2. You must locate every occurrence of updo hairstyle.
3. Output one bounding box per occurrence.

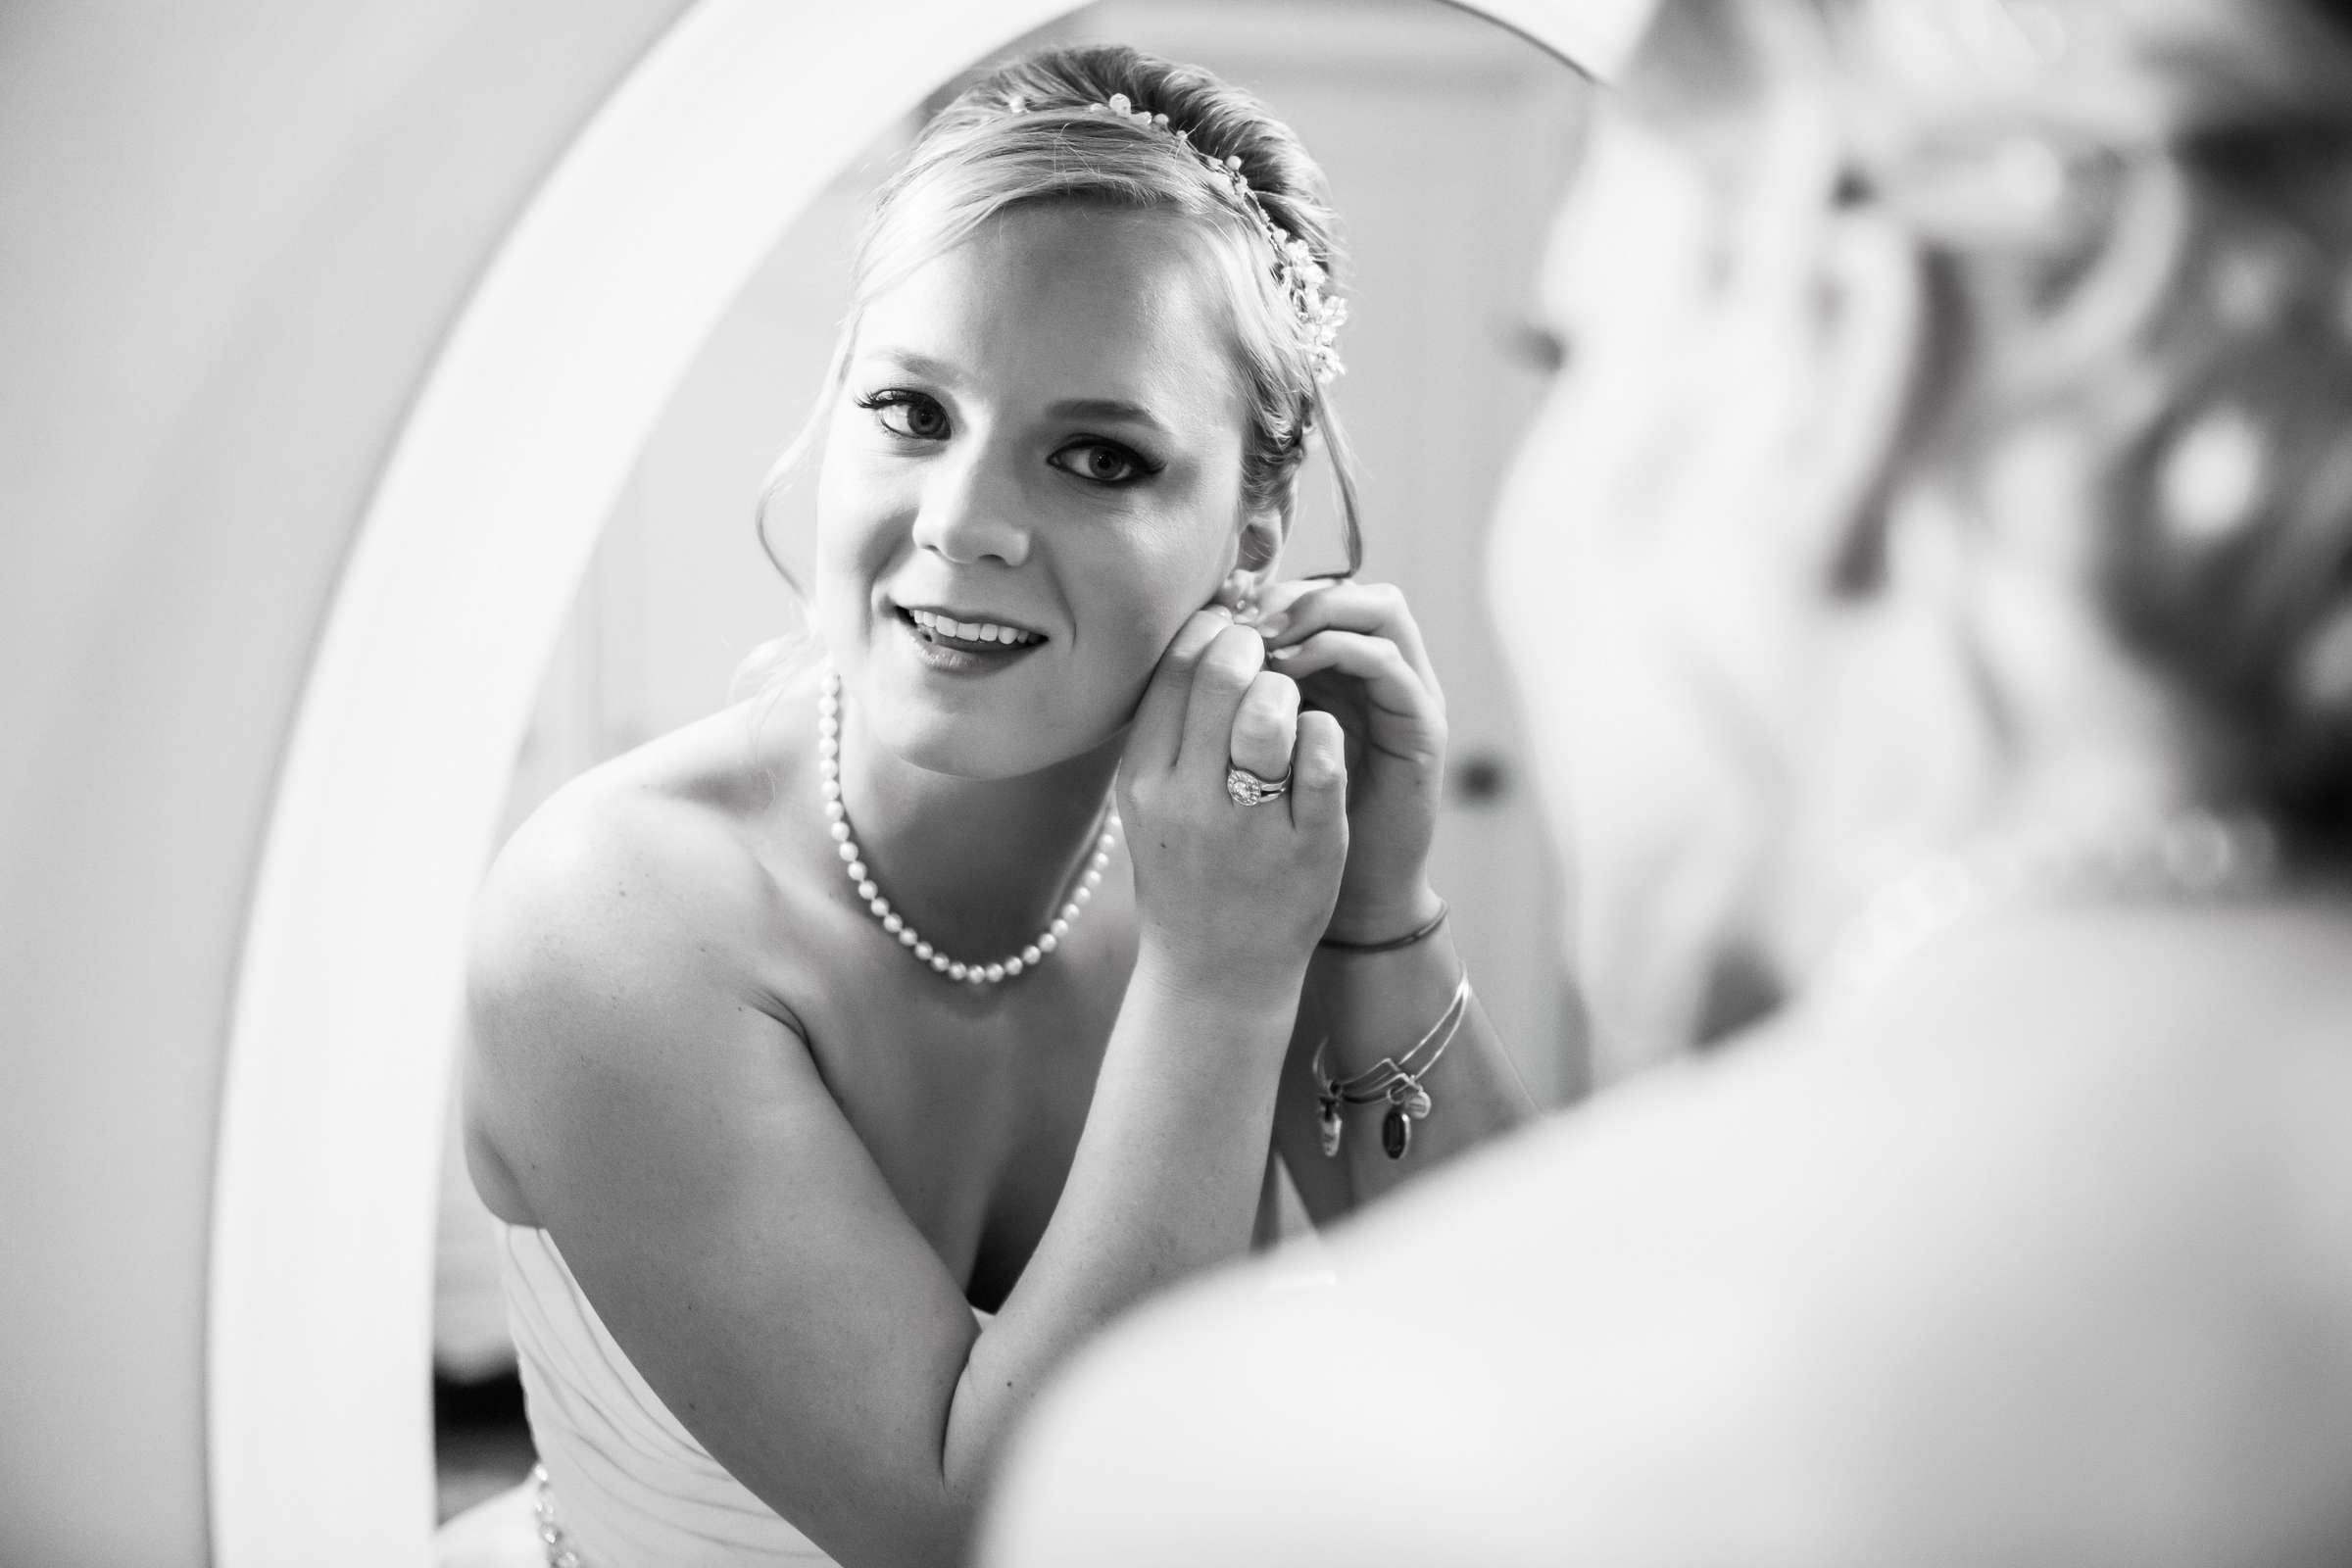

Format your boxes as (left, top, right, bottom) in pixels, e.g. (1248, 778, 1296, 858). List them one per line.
(1831, 0, 2352, 863)
(766, 42, 1361, 575)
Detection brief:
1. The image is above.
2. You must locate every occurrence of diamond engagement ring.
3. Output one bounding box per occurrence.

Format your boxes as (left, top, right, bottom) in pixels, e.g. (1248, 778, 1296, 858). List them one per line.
(1226, 764, 1291, 807)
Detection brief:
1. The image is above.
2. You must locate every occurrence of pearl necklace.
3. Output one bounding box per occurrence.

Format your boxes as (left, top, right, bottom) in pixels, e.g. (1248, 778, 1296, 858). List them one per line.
(817, 665, 1120, 986)
(1812, 807, 2281, 1007)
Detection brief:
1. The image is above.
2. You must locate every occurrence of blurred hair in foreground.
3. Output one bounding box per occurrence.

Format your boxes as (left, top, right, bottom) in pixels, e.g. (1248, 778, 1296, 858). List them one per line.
(1504, 0, 2352, 1072)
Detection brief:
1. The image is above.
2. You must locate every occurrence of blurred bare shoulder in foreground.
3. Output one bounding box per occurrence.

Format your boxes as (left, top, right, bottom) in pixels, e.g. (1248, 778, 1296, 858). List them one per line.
(991, 903, 2352, 1565)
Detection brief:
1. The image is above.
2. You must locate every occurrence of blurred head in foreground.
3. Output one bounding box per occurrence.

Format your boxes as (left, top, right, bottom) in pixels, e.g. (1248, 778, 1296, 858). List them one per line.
(1491, 0, 2352, 1075)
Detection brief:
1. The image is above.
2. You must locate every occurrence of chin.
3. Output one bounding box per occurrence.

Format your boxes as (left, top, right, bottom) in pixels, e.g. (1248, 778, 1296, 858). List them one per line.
(867, 683, 1119, 782)
(883, 718, 1045, 780)
(831, 608, 1144, 780)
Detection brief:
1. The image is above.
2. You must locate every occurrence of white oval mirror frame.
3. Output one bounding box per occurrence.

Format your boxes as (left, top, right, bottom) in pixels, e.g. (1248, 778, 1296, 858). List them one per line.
(204, 2, 1649, 1561)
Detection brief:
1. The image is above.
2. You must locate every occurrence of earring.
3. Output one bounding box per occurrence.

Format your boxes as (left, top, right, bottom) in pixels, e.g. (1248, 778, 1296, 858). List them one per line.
(1221, 569, 1261, 626)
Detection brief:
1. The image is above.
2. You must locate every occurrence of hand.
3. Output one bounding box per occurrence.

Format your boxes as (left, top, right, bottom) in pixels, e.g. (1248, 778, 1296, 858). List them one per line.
(1118, 610, 1348, 998)
(1256, 579, 1446, 944)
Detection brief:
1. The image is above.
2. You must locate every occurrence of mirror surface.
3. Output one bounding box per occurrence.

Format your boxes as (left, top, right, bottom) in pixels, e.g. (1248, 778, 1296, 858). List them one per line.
(430, 0, 1589, 1522)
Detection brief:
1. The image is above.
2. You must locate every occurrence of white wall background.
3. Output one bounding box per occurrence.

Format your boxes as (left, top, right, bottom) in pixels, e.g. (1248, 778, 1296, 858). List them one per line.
(0, 5, 693, 1560)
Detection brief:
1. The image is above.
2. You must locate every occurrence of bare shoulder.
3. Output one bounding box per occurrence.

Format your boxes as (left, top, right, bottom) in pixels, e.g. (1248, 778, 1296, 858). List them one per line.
(469, 736, 789, 1034)
(991, 967, 2352, 1568)
(463, 709, 818, 1215)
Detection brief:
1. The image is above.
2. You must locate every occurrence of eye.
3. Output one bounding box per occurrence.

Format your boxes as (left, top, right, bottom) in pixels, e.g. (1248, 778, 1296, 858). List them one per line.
(857, 389, 952, 441)
(1048, 438, 1157, 487)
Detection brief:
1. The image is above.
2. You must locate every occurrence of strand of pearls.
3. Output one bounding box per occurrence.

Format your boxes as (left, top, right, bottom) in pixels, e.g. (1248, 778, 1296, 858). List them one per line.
(818, 665, 1119, 986)
(1812, 807, 2280, 1007)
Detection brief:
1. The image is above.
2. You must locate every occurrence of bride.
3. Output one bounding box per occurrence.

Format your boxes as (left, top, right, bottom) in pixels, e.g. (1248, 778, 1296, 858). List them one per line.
(448, 43, 1536, 1568)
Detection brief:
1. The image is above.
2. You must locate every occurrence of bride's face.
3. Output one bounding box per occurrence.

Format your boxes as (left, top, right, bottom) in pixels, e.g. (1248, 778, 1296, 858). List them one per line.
(813, 203, 1258, 778)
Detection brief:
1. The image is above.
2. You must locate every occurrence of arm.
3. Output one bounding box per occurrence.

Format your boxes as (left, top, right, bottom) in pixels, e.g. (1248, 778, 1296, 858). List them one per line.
(466, 614, 1346, 1568)
(1255, 578, 1541, 1220)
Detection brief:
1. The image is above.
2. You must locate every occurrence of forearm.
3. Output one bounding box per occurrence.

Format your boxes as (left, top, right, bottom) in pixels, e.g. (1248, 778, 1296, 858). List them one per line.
(937, 950, 1299, 1495)
(1278, 915, 1539, 1219)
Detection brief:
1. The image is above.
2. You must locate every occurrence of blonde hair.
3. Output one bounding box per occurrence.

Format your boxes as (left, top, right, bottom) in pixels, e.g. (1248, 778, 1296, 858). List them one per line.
(1829, 0, 2352, 860)
(738, 43, 1360, 700)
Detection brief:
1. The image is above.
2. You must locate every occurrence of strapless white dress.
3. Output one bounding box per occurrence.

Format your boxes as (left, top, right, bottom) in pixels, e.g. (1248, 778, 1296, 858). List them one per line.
(437, 1223, 841, 1566)
(436, 1194, 1325, 1567)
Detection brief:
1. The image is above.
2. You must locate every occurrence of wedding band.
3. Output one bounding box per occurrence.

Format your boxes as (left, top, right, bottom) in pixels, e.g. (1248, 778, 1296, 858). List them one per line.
(1226, 764, 1291, 807)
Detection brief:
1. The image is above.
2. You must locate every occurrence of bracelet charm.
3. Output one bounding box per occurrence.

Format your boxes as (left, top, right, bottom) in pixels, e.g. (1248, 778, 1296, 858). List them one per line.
(1381, 1102, 1412, 1159)
(1381, 1076, 1436, 1158)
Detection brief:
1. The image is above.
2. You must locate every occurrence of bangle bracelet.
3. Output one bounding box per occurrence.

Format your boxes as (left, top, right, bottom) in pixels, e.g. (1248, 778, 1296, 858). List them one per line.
(1311, 969, 1470, 1161)
(1318, 900, 1448, 955)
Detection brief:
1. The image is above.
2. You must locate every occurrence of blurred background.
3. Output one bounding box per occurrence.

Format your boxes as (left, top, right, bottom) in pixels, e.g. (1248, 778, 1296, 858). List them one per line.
(429, 0, 1591, 1523)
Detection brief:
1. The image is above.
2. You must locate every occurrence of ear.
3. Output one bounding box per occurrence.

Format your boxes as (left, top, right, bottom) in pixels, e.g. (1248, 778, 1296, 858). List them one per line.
(1803, 204, 1932, 600)
(1210, 507, 1288, 623)
(1235, 504, 1287, 574)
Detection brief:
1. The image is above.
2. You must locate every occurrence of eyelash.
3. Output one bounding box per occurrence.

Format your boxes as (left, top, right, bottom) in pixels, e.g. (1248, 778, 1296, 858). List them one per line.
(1048, 438, 1159, 488)
(852, 389, 1163, 488)
(855, 388, 950, 441)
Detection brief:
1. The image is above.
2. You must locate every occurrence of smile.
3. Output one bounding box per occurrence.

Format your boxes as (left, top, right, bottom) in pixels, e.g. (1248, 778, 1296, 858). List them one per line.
(904, 607, 1045, 646)
(895, 605, 1049, 664)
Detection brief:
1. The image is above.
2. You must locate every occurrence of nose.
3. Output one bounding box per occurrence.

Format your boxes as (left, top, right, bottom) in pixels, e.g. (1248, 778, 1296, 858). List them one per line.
(909, 442, 1031, 568)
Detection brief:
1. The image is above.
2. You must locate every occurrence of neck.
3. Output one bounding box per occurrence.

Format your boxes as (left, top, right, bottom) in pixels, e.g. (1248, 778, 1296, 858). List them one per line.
(1772, 609, 2212, 990)
(831, 685, 1122, 960)
(1799, 798, 2280, 1012)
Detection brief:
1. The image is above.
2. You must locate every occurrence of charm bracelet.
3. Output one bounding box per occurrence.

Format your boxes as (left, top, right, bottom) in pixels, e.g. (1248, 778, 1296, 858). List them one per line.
(1311, 970, 1471, 1160)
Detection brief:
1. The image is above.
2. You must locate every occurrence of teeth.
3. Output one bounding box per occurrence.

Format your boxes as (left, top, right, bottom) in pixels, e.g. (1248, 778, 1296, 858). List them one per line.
(906, 609, 1040, 647)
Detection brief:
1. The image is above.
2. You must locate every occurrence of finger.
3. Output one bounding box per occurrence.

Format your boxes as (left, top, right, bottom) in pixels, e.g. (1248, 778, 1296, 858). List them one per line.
(1259, 580, 1433, 686)
(1250, 576, 1329, 647)
(1267, 628, 1431, 723)
(1287, 709, 1348, 836)
(1227, 670, 1299, 783)
(1177, 622, 1264, 772)
(1128, 608, 1237, 774)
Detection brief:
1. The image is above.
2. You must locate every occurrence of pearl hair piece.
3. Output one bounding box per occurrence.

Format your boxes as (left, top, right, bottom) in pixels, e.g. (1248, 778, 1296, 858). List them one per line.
(817, 665, 1119, 986)
(1004, 88, 1348, 385)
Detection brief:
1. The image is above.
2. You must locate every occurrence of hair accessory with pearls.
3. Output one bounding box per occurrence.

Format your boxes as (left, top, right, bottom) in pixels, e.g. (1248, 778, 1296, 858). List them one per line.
(817, 664, 1118, 986)
(1003, 89, 1348, 384)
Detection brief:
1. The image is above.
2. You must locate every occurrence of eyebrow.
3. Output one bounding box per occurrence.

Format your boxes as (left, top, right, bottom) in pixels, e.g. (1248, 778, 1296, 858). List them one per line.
(1045, 398, 1168, 433)
(863, 350, 963, 386)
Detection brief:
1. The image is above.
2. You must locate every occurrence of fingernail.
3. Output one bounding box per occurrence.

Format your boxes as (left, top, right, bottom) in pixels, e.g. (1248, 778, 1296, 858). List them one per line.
(1255, 612, 1289, 638)
(1267, 645, 1298, 660)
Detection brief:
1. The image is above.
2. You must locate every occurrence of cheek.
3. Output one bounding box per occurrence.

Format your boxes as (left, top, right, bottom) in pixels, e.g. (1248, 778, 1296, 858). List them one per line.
(1065, 511, 1230, 692)
(811, 442, 908, 594)
(1089, 540, 1214, 663)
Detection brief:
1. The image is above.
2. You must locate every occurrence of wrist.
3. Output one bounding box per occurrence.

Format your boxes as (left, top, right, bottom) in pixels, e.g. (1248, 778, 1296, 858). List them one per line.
(1130, 936, 1305, 1022)
(1320, 882, 1446, 950)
